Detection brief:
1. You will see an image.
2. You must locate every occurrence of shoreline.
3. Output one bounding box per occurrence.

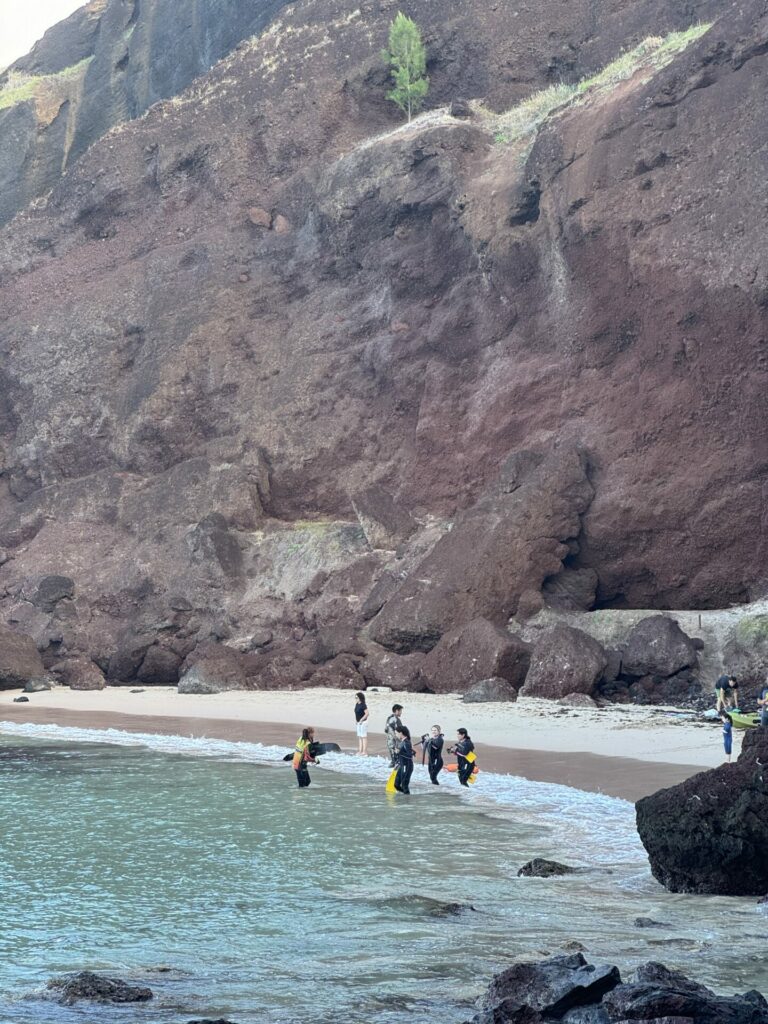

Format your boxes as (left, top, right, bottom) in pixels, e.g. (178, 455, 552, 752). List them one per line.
(0, 686, 733, 801)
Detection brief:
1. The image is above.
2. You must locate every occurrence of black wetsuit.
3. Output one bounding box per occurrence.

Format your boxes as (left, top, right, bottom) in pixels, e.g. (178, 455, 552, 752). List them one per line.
(394, 738, 414, 794)
(426, 734, 444, 784)
(455, 737, 475, 786)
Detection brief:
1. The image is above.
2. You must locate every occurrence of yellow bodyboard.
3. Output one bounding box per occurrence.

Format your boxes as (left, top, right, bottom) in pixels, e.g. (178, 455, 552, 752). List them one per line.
(465, 751, 477, 764)
(385, 769, 398, 793)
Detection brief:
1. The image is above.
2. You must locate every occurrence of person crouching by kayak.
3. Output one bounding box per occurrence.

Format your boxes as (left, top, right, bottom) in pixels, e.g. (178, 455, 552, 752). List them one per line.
(385, 704, 404, 767)
(449, 728, 475, 786)
(420, 725, 444, 785)
(394, 725, 415, 794)
(293, 726, 319, 787)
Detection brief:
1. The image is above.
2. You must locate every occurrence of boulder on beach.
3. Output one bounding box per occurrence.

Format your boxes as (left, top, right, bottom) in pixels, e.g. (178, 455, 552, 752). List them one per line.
(521, 625, 606, 700)
(52, 657, 106, 690)
(464, 677, 519, 703)
(47, 971, 153, 1004)
(635, 727, 768, 895)
(620, 615, 698, 678)
(0, 625, 46, 690)
(481, 953, 620, 1019)
(517, 859, 577, 878)
(178, 643, 247, 694)
(23, 677, 52, 692)
(360, 645, 426, 692)
(420, 618, 530, 694)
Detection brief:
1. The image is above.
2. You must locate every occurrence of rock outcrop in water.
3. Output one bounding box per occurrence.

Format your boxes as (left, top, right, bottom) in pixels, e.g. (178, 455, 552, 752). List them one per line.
(635, 726, 768, 895)
(47, 971, 153, 1004)
(0, 0, 766, 686)
(467, 953, 768, 1023)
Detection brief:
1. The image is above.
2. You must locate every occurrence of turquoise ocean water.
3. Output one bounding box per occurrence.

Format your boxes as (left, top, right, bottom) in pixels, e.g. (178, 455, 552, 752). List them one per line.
(0, 723, 766, 1024)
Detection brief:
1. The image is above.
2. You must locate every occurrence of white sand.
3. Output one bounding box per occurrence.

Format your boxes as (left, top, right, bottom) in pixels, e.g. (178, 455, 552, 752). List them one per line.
(0, 685, 734, 768)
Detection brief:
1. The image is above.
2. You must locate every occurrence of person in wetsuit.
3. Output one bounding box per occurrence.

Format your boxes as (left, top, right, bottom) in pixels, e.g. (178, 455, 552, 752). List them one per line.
(385, 704, 404, 767)
(292, 726, 319, 787)
(420, 725, 444, 785)
(450, 728, 475, 786)
(394, 725, 414, 794)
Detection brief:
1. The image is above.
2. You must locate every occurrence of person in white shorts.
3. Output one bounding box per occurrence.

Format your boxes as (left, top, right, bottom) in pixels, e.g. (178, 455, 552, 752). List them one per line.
(354, 691, 369, 755)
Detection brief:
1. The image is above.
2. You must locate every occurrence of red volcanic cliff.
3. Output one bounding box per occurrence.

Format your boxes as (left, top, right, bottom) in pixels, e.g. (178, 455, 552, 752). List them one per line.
(0, 0, 765, 687)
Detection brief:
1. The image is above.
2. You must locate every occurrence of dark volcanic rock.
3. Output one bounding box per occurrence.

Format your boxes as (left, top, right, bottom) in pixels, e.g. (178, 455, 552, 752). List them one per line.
(634, 917, 671, 929)
(13, 695, 30, 703)
(370, 446, 593, 653)
(621, 616, 698, 678)
(23, 677, 52, 692)
(47, 971, 152, 1004)
(420, 618, 530, 694)
(482, 954, 620, 1018)
(350, 484, 417, 550)
(602, 962, 768, 1024)
(521, 626, 606, 700)
(136, 645, 183, 684)
(464, 677, 520, 703)
(308, 622, 364, 664)
(29, 575, 75, 613)
(306, 653, 365, 689)
(517, 858, 577, 877)
(178, 643, 247, 694)
(635, 727, 768, 895)
(0, 626, 46, 689)
(542, 568, 599, 611)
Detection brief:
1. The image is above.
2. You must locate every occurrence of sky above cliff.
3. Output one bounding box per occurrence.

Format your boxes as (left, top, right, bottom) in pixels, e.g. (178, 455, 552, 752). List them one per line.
(0, 0, 83, 70)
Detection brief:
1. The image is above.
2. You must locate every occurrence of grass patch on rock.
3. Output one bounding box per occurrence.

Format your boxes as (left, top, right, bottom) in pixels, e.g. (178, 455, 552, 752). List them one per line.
(0, 58, 92, 112)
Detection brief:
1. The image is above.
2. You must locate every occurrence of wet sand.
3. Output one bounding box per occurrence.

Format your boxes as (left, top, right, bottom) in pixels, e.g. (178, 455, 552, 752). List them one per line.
(0, 691, 718, 800)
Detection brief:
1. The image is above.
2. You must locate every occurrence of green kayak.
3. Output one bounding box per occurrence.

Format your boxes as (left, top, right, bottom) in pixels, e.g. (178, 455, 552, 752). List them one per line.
(730, 711, 760, 729)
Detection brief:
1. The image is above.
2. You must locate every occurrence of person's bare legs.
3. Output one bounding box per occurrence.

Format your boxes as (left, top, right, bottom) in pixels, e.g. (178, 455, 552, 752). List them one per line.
(361, 735, 368, 756)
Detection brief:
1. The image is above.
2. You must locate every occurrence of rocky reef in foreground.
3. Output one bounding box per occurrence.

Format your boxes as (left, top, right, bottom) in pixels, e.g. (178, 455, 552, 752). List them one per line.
(466, 952, 768, 1024)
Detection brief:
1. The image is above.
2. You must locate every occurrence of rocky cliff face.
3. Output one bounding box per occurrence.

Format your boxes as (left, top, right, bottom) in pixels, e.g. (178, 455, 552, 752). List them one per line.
(0, 0, 765, 685)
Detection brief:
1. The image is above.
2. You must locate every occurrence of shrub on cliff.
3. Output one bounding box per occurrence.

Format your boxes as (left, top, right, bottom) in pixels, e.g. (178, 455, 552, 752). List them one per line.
(383, 12, 428, 122)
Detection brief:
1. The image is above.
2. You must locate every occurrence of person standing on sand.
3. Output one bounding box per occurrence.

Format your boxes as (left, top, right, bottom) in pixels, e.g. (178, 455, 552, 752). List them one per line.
(393, 725, 415, 794)
(758, 676, 768, 728)
(420, 725, 444, 785)
(354, 691, 369, 755)
(720, 711, 733, 763)
(715, 674, 740, 712)
(385, 704, 404, 767)
(449, 728, 475, 786)
(292, 726, 319, 787)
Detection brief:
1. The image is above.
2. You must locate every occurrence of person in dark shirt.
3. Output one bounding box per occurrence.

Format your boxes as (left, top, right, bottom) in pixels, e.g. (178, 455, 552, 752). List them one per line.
(420, 725, 444, 785)
(292, 727, 319, 787)
(393, 725, 414, 794)
(449, 728, 475, 786)
(720, 711, 733, 763)
(354, 691, 369, 755)
(715, 675, 739, 712)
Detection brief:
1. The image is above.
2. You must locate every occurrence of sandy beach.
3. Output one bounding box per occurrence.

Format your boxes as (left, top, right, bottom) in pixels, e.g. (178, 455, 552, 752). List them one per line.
(0, 686, 735, 801)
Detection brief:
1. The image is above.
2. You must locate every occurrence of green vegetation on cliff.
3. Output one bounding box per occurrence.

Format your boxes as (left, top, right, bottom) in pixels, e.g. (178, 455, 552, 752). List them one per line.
(383, 12, 429, 122)
(0, 58, 92, 112)
(490, 24, 710, 146)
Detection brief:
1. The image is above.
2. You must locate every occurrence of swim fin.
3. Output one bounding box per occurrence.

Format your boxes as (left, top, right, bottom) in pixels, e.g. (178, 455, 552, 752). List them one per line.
(385, 769, 398, 793)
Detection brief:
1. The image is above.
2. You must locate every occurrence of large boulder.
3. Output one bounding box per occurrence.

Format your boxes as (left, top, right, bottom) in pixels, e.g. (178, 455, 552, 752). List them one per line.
(178, 643, 247, 694)
(28, 574, 76, 613)
(248, 649, 315, 690)
(368, 446, 593, 653)
(517, 859, 576, 878)
(420, 618, 530, 694)
(521, 626, 606, 700)
(635, 727, 768, 895)
(360, 646, 427, 692)
(0, 625, 46, 689)
(722, 614, 768, 687)
(52, 657, 106, 691)
(602, 962, 768, 1024)
(464, 677, 519, 703)
(307, 622, 364, 665)
(350, 484, 417, 550)
(620, 616, 698, 679)
(481, 954, 620, 1019)
(136, 645, 183, 684)
(306, 653, 365, 689)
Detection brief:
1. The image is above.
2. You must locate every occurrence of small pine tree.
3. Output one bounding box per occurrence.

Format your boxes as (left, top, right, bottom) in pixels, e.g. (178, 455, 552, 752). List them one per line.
(383, 12, 429, 122)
